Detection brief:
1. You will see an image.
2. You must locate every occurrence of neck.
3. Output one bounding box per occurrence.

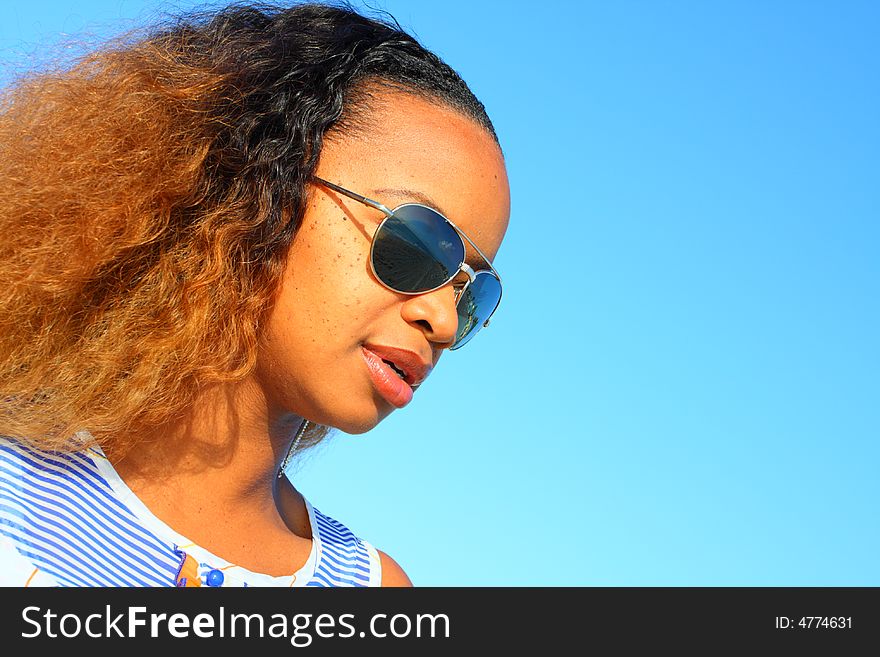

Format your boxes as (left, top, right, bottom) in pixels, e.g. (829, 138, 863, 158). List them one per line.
(108, 376, 308, 536)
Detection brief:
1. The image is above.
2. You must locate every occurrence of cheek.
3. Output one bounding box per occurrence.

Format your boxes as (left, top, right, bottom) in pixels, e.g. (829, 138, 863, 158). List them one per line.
(283, 217, 385, 342)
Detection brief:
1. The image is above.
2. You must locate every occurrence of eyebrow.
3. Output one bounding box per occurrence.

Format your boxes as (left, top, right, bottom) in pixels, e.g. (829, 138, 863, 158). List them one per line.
(371, 187, 451, 220)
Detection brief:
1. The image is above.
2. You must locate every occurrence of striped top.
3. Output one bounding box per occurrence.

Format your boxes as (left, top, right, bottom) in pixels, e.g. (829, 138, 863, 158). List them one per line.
(0, 436, 381, 587)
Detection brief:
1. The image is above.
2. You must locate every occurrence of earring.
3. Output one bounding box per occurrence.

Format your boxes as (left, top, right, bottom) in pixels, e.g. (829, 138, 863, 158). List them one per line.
(277, 419, 310, 479)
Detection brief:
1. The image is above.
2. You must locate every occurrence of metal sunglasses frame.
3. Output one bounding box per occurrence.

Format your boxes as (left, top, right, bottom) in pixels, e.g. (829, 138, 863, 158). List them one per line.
(311, 176, 502, 349)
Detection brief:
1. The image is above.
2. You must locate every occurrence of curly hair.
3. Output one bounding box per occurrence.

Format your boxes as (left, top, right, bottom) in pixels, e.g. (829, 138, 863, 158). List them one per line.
(0, 2, 496, 456)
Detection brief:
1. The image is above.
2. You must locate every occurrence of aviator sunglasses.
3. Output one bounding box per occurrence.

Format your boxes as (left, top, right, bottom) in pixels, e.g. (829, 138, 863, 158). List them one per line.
(312, 177, 503, 350)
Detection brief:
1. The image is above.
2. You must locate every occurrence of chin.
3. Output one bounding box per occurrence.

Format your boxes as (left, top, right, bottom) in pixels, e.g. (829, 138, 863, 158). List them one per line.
(313, 402, 394, 435)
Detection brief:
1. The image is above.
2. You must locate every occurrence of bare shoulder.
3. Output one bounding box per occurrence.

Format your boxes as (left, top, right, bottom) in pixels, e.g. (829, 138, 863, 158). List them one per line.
(377, 549, 413, 587)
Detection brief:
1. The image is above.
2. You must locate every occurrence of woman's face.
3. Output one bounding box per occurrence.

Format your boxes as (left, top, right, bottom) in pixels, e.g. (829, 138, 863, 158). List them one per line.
(254, 91, 510, 433)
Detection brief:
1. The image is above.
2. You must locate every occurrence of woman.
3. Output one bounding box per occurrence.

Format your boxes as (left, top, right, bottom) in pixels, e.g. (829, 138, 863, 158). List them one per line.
(0, 3, 509, 587)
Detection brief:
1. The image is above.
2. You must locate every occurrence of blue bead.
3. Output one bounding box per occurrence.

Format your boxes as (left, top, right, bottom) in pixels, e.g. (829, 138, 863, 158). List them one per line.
(205, 569, 225, 587)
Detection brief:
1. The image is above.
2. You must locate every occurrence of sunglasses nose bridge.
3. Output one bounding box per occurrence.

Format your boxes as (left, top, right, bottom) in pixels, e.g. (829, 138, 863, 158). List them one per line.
(452, 263, 476, 306)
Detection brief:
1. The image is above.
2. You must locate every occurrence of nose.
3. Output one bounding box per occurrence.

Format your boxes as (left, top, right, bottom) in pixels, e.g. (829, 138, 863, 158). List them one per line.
(400, 283, 459, 349)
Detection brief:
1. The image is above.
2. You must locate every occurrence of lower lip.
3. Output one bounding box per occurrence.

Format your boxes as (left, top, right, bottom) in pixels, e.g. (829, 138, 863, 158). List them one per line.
(361, 347, 414, 408)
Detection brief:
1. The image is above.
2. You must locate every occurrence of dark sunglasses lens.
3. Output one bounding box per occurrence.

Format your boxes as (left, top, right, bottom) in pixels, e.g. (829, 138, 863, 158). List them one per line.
(453, 271, 502, 349)
(372, 206, 464, 293)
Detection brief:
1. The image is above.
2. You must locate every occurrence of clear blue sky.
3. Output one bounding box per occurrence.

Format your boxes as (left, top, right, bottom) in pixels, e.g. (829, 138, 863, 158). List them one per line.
(3, 1, 878, 586)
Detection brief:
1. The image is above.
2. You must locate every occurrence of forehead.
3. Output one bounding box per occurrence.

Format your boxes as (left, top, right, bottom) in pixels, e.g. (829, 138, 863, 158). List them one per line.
(319, 92, 510, 261)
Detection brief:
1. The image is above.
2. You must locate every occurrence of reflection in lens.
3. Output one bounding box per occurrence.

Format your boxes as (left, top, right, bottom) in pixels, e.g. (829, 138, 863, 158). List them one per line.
(372, 206, 464, 293)
(452, 271, 502, 349)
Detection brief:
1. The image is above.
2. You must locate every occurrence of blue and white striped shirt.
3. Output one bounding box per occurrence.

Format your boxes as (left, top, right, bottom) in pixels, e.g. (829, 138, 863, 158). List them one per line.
(0, 436, 381, 587)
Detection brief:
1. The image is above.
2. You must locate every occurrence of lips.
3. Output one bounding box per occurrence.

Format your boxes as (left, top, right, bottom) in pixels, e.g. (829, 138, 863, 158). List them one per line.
(361, 344, 433, 408)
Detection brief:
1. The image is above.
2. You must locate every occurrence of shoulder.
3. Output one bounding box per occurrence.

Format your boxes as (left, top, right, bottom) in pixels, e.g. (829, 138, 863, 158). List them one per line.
(377, 549, 413, 587)
(309, 503, 410, 587)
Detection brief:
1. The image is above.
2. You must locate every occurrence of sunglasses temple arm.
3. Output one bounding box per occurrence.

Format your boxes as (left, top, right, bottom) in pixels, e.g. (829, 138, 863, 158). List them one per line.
(312, 176, 394, 217)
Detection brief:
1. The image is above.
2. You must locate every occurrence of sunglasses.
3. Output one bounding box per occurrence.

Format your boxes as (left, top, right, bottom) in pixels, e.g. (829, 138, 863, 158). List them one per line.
(312, 177, 503, 350)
